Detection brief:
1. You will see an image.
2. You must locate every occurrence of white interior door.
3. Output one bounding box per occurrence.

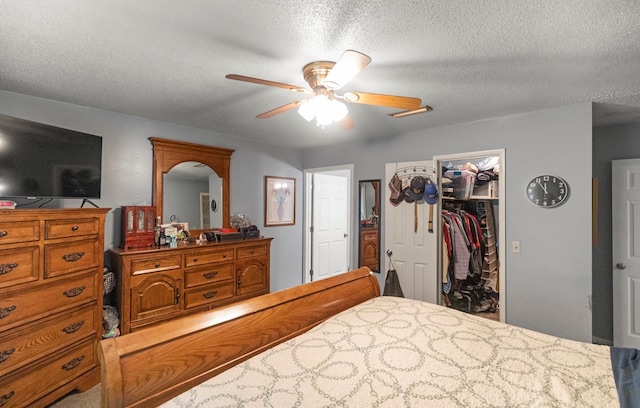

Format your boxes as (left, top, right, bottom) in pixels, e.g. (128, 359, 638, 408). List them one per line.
(305, 168, 351, 282)
(612, 158, 640, 348)
(384, 161, 439, 303)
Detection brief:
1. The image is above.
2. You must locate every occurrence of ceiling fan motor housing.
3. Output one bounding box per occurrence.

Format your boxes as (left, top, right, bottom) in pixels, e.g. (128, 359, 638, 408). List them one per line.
(302, 61, 336, 89)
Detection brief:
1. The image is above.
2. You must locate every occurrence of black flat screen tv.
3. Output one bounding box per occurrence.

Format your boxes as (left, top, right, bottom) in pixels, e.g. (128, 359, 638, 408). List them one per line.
(0, 113, 102, 199)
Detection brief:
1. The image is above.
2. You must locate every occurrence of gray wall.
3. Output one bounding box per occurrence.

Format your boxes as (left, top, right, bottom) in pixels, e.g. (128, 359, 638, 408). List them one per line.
(305, 103, 594, 342)
(1, 89, 608, 342)
(0, 90, 305, 292)
(592, 123, 640, 344)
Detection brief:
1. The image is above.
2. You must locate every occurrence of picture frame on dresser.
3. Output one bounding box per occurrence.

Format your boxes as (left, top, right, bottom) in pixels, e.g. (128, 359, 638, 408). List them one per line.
(264, 176, 295, 227)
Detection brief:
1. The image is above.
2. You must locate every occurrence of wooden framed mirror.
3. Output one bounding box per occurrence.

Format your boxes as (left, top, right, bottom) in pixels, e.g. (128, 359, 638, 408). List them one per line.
(150, 137, 234, 229)
(358, 179, 381, 273)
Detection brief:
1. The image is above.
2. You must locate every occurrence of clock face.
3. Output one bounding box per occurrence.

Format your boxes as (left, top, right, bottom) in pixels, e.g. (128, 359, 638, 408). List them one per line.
(526, 175, 569, 208)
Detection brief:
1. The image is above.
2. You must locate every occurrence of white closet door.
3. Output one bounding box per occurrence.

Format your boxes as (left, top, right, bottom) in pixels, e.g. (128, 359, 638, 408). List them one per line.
(384, 161, 439, 303)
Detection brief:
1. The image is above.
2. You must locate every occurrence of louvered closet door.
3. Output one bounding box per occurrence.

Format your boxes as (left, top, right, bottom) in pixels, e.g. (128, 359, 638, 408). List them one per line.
(384, 161, 439, 303)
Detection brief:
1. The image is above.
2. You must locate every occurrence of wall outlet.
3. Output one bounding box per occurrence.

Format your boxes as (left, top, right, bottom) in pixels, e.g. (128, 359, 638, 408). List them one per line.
(511, 241, 521, 253)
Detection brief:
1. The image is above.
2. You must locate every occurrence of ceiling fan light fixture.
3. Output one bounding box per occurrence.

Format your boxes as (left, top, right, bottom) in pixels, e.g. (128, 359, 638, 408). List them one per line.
(298, 100, 316, 121)
(330, 99, 348, 121)
(298, 95, 349, 126)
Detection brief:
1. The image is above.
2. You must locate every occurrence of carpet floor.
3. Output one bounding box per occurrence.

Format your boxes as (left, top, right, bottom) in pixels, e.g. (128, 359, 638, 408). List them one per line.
(49, 384, 100, 407)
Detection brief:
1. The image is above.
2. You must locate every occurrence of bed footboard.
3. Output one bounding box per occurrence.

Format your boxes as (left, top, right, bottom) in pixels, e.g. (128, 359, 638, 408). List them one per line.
(98, 267, 380, 408)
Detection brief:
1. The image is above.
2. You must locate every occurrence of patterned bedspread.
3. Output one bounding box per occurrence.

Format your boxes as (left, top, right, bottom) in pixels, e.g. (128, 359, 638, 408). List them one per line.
(162, 296, 618, 407)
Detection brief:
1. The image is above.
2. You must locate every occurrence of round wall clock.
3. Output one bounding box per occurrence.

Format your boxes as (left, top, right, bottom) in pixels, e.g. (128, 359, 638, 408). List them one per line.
(526, 175, 569, 208)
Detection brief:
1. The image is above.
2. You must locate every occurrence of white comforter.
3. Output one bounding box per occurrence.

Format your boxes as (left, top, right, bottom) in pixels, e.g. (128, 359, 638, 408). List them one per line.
(163, 296, 618, 407)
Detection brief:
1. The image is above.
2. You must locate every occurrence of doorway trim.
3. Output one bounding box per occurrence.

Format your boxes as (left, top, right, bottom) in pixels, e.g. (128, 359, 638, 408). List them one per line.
(303, 164, 354, 283)
(434, 148, 506, 323)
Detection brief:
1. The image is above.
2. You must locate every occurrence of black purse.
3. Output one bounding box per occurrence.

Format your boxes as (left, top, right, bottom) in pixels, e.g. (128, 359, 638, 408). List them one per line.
(383, 268, 404, 297)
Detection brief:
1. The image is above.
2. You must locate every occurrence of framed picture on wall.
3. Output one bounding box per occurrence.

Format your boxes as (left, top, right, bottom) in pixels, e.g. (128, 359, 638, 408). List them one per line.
(264, 176, 295, 226)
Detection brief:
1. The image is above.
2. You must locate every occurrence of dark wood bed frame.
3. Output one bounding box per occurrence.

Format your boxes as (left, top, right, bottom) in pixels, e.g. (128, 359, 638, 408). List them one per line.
(98, 267, 380, 408)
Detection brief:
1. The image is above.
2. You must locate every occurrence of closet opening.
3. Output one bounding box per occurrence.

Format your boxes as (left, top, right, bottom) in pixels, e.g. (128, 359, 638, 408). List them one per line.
(435, 149, 505, 323)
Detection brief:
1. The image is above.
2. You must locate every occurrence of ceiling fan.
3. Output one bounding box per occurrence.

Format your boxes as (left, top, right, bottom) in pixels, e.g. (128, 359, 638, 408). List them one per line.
(226, 50, 432, 128)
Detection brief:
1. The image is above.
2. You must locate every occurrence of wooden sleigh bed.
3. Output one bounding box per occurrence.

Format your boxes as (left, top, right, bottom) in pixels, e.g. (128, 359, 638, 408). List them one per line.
(99, 267, 628, 408)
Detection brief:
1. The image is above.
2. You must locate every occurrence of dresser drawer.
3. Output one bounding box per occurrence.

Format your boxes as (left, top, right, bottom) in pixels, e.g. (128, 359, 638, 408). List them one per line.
(0, 246, 39, 289)
(185, 263, 234, 288)
(0, 221, 39, 245)
(236, 244, 268, 259)
(45, 217, 101, 240)
(130, 255, 181, 275)
(0, 274, 96, 331)
(362, 230, 378, 241)
(0, 339, 96, 408)
(44, 239, 100, 278)
(184, 281, 234, 309)
(184, 248, 234, 267)
(0, 305, 97, 377)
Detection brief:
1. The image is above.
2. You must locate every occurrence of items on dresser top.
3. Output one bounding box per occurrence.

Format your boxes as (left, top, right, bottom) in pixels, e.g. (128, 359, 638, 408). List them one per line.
(108, 237, 272, 334)
(0, 208, 108, 408)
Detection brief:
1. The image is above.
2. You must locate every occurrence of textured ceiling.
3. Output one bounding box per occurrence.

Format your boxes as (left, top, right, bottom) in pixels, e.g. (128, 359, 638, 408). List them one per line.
(1, 1, 640, 149)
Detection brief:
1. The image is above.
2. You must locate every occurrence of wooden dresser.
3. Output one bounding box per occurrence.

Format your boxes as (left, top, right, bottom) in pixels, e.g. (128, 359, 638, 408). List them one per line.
(359, 227, 380, 273)
(0, 208, 108, 408)
(108, 237, 272, 334)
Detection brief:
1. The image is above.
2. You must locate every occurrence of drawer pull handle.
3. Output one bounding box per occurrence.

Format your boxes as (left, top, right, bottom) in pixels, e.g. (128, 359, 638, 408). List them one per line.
(0, 263, 18, 275)
(0, 348, 15, 363)
(63, 286, 86, 298)
(203, 291, 218, 299)
(71, 225, 79, 231)
(62, 251, 85, 262)
(0, 306, 16, 319)
(223, 254, 227, 258)
(0, 231, 7, 238)
(62, 320, 85, 334)
(193, 257, 199, 262)
(61, 355, 84, 371)
(203, 271, 218, 279)
(155, 263, 161, 268)
(0, 391, 14, 407)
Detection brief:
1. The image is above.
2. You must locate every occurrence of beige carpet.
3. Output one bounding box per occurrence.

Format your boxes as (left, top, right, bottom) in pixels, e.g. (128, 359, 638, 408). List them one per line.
(49, 384, 100, 407)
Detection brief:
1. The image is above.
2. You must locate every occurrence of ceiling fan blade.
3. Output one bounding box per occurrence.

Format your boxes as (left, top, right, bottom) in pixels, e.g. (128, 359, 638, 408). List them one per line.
(322, 50, 371, 90)
(342, 91, 422, 110)
(389, 106, 433, 118)
(340, 116, 355, 130)
(226, 74, 308, 93)
(256, 101, 304, 119)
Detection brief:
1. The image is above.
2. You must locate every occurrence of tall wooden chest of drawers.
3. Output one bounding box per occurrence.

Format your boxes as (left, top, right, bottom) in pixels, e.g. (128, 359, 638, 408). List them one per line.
(108, 237, 272, 334)
(0, 208, 108, 408)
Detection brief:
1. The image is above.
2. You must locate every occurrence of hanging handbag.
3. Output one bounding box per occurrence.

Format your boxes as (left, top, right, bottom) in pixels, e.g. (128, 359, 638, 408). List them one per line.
(383, 268, 405, 297)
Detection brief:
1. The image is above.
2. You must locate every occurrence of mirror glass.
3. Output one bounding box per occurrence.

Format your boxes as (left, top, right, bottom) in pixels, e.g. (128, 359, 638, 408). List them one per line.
(358, 179, 381, 273)
(163, 161, 223, 228)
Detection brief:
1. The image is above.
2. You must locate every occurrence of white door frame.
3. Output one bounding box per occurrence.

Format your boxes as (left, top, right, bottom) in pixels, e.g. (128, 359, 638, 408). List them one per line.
(434, 148, 506, 323)
(303, 164, 354, 283)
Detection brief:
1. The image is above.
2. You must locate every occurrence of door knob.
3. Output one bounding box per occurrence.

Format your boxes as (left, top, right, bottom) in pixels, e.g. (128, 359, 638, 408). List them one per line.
(616, 263, 627, 270)
(344, 233, 348, 238)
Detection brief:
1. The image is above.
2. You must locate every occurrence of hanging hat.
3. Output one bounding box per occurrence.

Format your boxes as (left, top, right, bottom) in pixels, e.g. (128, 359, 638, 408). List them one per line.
(390, 190, 404, 206)
(424, 178, 439, 205)
(406, 176, 426, 201)
(388, 174, 402, 200)
(389, 174, 404, 206)
(402, 186, 415, 203)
